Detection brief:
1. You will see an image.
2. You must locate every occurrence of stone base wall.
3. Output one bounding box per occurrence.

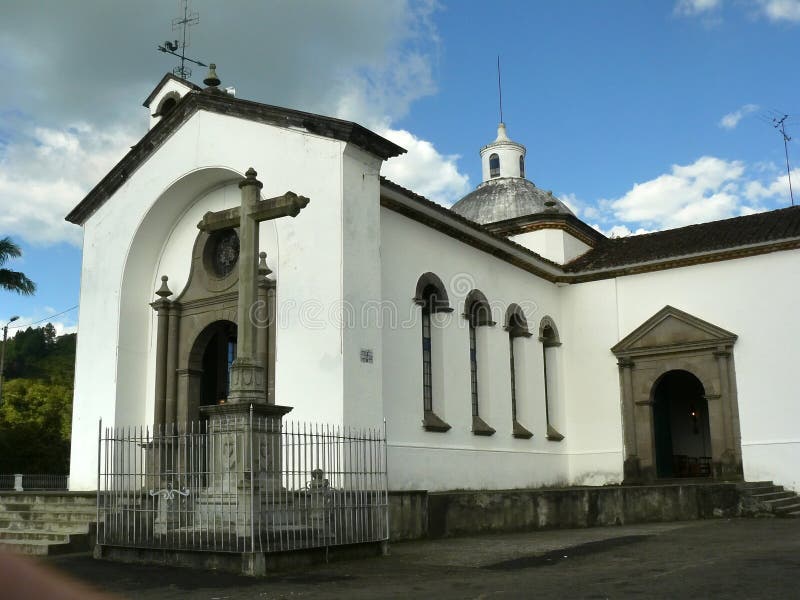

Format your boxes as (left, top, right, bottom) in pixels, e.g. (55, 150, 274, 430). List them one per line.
(390, 482, 740, 540)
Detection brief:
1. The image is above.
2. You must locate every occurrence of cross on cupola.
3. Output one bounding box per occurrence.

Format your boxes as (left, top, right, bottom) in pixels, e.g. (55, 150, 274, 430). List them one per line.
(198, 168, 309, 405)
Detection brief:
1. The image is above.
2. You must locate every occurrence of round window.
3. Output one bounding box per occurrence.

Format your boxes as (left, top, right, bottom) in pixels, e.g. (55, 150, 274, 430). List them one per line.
(207, 229, 240, 277)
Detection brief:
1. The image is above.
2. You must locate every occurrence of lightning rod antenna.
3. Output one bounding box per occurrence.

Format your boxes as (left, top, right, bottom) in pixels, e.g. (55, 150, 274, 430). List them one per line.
(773, 114, 795, 206)
(497, 56, 504, 124)
(157, 0, 207, 80)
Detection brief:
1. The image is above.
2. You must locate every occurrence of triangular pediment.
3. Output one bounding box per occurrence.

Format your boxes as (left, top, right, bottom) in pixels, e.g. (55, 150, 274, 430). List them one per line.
(612, 305, 737, 356)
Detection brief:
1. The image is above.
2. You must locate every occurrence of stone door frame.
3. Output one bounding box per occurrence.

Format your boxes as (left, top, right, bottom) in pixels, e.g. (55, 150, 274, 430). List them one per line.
(612, 305, 742, 483)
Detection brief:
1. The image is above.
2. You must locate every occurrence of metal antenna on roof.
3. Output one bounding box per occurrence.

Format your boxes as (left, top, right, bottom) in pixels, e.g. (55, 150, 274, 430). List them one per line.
(157, 0, 207, 80)
(773, 114, 795, 206)
(497, 56, 504, 124)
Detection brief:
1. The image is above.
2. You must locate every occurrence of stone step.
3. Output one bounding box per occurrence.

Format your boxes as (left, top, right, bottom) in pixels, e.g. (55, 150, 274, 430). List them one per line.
(0, 533, 90, 556)
(763, 495, 800, 509)
(0, 511, 97, 526)
(0, 518, 91, 533)
(774, 502, 800, 516)
(738, 480, 775, 489)
(750, 491, 794, 502)
(0, 503, 96, 515)
(0, 529, 70, 542)
(0, 493, 95, 504)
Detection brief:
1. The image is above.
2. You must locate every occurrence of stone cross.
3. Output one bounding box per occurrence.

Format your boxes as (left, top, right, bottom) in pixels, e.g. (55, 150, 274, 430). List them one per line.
(198, 168, 309, 404)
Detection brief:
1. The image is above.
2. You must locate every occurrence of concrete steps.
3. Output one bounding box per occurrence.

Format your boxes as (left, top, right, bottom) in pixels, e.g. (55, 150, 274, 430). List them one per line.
(738, 481, 800, 517)
(0, 492, 98, 555)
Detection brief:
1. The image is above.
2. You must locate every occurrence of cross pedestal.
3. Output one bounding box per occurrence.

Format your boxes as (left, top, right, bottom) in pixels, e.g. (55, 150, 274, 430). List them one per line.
(189, 168, 309, 537)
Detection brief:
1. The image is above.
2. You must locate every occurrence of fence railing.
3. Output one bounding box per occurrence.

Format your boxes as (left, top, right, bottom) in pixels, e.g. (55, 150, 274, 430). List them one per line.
(97, 412, 388, 554)
(0, 474, 69, 491)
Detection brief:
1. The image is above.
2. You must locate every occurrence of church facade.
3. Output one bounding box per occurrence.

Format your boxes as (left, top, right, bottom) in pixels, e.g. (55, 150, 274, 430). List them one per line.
(66, 72, 800, 493)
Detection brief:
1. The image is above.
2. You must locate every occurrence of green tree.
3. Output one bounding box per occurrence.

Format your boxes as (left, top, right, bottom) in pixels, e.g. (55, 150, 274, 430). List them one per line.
(0, 236, 36, 295)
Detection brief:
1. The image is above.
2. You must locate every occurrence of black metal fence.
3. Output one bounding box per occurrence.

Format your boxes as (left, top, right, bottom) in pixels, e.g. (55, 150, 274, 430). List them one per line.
(97, 413, 389, 554)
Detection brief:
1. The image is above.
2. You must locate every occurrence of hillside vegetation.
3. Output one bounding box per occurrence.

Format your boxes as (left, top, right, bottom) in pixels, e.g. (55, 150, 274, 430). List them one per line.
(0, 324, 75, 473)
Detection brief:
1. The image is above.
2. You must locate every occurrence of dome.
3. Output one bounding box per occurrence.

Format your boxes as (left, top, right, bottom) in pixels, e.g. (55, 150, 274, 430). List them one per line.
(450, 177, 573, 225)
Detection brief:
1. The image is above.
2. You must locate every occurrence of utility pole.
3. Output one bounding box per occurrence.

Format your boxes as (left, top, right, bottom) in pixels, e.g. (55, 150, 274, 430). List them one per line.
(0, 315, 19, 405)
(773, 115, 794, 206)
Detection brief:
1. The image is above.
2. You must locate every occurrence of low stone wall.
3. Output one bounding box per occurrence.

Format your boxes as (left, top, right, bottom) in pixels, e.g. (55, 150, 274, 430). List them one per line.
(390, 482, 740, 540)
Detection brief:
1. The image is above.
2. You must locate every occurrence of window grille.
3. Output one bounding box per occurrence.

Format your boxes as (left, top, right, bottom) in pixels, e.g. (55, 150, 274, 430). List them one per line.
(422, 308, 433, 412)
(489, 153, 500, 178)
(469, 322, 479, 417)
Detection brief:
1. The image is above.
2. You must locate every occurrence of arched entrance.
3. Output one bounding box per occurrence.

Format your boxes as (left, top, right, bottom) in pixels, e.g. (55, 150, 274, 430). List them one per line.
(612, 306, 742, 482)
(652, 370, 711, 478)
(189, 320, 238, 410)
(197, 321, 238, 408)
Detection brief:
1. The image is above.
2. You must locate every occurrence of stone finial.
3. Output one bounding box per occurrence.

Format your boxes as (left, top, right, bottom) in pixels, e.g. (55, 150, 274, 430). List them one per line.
(239, 167, 263, 189)
(156, 275, 172, 298)
(258, 251, 273, 278)
(204, 63, 221, 87)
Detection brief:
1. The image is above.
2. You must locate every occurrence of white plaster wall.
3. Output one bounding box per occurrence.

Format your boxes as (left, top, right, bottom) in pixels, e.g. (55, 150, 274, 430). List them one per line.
(558, 278, 624, 486)
(380, 207, 569, 491)
(70, 109, 371, 489)
(341, 145, 384, 429)
(510, 229, 591, 264)
(562, 250, 800, 491)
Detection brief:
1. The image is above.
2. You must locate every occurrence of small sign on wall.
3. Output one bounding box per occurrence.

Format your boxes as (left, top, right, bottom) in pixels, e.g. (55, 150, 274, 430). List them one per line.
(360, 349, 374, 364)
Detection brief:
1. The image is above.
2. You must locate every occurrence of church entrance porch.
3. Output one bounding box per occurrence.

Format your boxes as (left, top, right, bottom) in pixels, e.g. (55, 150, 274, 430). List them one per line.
(652, 370, 711, 479)
(612, 306, 743, 483)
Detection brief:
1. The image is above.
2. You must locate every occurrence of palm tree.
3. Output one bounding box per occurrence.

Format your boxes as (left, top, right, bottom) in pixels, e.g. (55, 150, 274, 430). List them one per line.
(0, 237, 36, 295)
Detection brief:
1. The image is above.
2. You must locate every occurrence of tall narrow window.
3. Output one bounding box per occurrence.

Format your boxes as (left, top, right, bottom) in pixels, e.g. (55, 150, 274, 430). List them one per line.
(489, 153, 500, 178)
(508, 333, 518, 421)
(505, 305, 533, 439)
(469, 320, 478, 416)
(540, 317, 564, 441)
(464, 290, 495, 436)
(414, 273, 453, 432)
(422, 302, 433, 412)
(519, 155, 525, 178)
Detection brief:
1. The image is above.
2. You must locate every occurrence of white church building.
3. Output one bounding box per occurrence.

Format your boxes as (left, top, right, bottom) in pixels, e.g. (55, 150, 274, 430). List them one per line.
(67, 70, 800, 494)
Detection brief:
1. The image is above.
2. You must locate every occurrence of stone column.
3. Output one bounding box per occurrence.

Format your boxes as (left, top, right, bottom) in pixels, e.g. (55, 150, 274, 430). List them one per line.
(714, 348, 740, 478)
(150, 276, 172, 427)
(617, 357, 641, 482)
(266, 280, 277, 404)
(228, 168, 266, 405)
(165, 302, 180, 426)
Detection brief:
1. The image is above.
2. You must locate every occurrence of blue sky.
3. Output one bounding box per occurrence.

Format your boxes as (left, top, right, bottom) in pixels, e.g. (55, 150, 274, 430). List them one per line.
(0, 0, 798, 335)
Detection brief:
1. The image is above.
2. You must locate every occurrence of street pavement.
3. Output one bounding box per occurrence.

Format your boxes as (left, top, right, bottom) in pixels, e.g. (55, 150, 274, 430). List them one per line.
(41, 518, 800, 599)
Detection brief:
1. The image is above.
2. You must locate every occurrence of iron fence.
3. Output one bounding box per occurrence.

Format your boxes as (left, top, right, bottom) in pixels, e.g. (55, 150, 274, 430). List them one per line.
(0, 474, 69, 491)
(97, 410, 388, 554)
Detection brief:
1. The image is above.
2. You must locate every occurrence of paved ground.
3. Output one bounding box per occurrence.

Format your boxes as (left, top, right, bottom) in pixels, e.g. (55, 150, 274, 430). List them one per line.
(38, 518, 800, 599)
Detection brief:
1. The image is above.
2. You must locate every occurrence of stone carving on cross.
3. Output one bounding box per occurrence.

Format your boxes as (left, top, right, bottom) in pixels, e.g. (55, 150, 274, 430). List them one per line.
(198, 167, 309, 405)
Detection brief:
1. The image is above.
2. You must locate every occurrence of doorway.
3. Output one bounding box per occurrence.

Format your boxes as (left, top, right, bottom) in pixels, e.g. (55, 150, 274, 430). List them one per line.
(196, 320, 237, 408)
(652, 370, 711, 478)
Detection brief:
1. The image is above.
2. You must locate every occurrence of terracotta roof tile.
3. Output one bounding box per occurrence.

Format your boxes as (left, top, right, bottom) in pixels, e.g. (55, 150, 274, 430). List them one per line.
(565, 206, 800, 272)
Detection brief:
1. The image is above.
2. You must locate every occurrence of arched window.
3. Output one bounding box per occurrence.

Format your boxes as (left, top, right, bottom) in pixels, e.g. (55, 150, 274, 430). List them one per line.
(519, 155, 525, 178)
(505, 304, 533, 439)
(464, 290, 495, 436)
(539, 316, 564, 441)
(414, 273, 452, 432)
(489, 153, 500, 178)
(155, 92, 181, 118)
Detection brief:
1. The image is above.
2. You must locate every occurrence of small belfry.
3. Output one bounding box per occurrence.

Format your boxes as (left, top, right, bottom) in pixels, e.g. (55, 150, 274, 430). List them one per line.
(480, 122, 527, 181)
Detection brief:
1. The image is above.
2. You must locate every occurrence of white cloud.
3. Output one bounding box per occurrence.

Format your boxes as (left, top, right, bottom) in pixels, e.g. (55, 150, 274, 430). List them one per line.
(0, 122, 137, 246)
(605, 225, 652, 238)
(674, 0, 722, 15)
(0, 0, 470, 246)
(719, 104, 759, 129)
(603, 156, 795, 231)
(756, 0, 800, 22)
(380, 129, 470, 205)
